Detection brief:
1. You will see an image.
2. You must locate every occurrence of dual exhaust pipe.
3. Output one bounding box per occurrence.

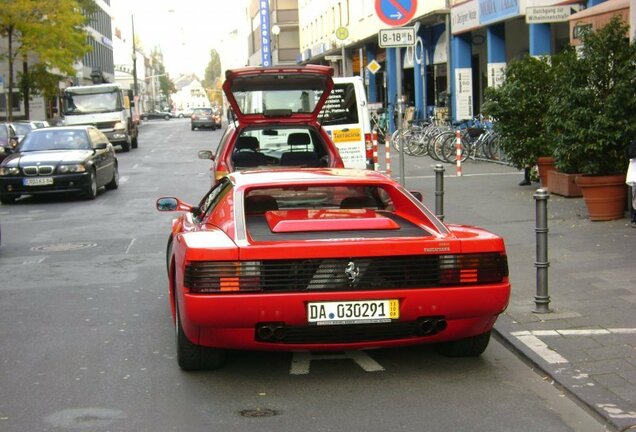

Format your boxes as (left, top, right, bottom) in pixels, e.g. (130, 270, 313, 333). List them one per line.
(415, 317, 447, 336)
(256, 322, 287, 341)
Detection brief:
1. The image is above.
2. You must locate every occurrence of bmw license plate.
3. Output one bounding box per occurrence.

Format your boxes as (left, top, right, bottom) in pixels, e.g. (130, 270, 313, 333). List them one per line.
(307, 299, 399, 325)
(23, 177, 53, 186)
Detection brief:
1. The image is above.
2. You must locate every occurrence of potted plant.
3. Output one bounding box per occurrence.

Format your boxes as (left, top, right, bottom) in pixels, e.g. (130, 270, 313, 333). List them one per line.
(482, 55, 555, 186)
(547, 16, 636, 220)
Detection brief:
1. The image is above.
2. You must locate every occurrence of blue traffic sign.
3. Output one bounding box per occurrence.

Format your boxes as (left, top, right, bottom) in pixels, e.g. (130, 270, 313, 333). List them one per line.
(375, 0, 417, 26)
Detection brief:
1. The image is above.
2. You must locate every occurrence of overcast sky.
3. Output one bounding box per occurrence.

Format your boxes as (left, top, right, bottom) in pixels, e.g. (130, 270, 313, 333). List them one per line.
(110, 0, 246, 77)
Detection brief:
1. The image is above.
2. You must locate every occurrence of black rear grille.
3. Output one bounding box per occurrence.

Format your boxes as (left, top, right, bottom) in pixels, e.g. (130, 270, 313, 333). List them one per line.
(265, 321, 421, 344)
(184, 253, 508, 293)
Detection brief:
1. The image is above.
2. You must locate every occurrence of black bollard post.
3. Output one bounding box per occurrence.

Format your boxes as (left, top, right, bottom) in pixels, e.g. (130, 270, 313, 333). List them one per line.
(434, 164, 445, 221)
(533, 188, 551, 313)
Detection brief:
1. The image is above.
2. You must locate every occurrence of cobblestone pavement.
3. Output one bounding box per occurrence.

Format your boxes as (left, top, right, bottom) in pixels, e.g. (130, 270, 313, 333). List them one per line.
(399, 157, 636, 431)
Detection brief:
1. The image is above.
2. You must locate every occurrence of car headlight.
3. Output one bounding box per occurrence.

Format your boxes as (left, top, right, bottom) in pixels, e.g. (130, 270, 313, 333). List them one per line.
(114, 122, 125, 131)
(58, 164, 87, 174)
(0, 167, 19, 176)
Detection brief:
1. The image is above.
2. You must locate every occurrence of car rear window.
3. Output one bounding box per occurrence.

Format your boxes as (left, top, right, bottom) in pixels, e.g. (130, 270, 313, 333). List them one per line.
(194, 108, 212, 114)
(320, 83, 359, 126)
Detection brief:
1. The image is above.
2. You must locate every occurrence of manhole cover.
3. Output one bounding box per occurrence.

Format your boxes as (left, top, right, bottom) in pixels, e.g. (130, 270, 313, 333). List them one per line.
(239, 408, 279, 418)
(31, 242, 98, 252)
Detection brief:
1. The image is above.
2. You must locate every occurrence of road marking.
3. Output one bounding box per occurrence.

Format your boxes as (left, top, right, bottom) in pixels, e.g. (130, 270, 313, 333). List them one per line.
(119, 176, 129, 184)
(125, 238, 136, 255)
(511, 328, 636, 365)
(290, 351, 384, 375)
(511, 333, 569, 364)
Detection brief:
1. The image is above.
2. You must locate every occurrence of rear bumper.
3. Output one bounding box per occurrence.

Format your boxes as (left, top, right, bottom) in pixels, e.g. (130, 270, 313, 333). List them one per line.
(178, 283, 511, 350)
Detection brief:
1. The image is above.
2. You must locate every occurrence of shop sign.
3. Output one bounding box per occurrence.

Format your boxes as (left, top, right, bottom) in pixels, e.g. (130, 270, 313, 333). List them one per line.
(451, 0, 480, 35)
(487, 63, 506, 88)
(455, 68, 473, 120)
(259, 0, 271, 67)
(479, 0, 520, 26)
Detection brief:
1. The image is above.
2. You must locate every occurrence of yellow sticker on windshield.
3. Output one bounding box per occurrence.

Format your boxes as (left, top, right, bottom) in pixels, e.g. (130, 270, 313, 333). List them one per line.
(332, 128, 361, 143)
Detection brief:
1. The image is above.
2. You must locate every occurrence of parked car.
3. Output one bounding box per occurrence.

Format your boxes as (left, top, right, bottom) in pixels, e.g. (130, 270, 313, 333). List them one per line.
(141, 110, 172, 120)
(197, 65, 345, 186)
(173, 109, 194, 118)
(156, 168, 510, 370)
(0, 123, 19, 163)
(190, 107, 222, 131)
(0, 126, 119, 204)
(11, 120, 49, 142)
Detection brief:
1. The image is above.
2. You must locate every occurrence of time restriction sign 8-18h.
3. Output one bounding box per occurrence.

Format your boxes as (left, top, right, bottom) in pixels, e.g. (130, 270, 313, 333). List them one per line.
(378, 27, 416, 48)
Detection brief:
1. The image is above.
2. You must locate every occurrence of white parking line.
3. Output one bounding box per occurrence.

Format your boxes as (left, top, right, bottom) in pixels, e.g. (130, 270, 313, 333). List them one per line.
(290, 351, 384, 375)
(511, 328, 636, 365)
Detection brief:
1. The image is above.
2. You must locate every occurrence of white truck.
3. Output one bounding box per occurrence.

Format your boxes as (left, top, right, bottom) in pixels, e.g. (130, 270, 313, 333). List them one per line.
(61, 83, 139, 152)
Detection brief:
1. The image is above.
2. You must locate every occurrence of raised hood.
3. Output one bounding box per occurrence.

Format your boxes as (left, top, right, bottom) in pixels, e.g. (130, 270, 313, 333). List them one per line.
(223, 65, 334, 124)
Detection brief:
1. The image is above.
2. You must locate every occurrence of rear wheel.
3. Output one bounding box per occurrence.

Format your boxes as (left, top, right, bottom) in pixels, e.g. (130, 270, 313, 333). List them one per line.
(175, 298, 226, 371)
(105, 163, 119, 190)
(436, 330, 491, 357)
(164, 115, 171, 120)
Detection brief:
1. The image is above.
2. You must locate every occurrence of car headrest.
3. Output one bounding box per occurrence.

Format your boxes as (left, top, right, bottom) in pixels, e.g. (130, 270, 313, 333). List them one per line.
(244, 194, 279, 214)
(236, 136, 259, 151)
(287, 132, 310, 146)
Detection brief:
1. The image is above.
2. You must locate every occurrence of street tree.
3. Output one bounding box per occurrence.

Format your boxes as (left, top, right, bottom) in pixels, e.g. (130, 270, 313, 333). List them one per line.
(0, 0, 92, 120)
(203, 49, 221, 89)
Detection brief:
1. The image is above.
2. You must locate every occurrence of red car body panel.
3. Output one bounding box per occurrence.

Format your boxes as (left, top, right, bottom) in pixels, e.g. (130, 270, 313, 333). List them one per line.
(161, 169, 511, 356)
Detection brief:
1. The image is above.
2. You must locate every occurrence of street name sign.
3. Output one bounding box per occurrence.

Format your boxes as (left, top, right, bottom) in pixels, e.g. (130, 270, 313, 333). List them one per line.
(525, 6, 580, 24)
(379, 27, 416, 48)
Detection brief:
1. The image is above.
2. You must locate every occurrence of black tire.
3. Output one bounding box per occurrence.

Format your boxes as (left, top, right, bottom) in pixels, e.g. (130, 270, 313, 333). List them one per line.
(436, 330, 491, 357)
(121, 140, 131, 152)
(142, 116, 148, 121)
(131, 134, 138, 149)
(84, 169, 98, 200)
(191, 126, 195, 131)
(0, 195, 17, 205)
(175, 298, 226, 371)
(164, 115, 170, 120)
(105, 163, 119, 190)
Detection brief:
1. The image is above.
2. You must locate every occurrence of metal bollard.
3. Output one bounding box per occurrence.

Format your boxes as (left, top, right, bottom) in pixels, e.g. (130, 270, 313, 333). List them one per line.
(533, 189, 551, 313)
(434, 164, 445, 221)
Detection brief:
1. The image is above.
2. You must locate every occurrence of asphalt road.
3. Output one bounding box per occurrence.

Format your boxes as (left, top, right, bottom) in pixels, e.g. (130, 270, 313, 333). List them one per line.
(0, 119, 608, 432)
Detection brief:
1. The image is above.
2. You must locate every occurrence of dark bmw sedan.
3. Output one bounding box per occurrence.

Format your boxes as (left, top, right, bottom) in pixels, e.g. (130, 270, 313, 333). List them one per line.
(0, 126, 119, 204)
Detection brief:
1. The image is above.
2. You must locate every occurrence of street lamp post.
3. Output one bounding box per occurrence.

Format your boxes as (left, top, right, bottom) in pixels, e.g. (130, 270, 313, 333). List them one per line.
(131, 15, 139, 97)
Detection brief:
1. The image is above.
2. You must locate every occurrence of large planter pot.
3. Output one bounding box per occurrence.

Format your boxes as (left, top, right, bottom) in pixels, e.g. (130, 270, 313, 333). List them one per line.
(536, 157, 556, 187)
(547, 170, 582, 197)
(574, 174, 627, 221)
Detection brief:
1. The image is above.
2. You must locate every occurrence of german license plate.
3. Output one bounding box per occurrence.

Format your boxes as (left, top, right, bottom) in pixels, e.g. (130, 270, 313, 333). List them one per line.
(23, 177, 53, 186)
(307, 299, 399, 325)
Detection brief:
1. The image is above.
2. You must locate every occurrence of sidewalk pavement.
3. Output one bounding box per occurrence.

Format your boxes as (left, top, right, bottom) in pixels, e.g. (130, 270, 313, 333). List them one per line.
(405, 158, 636, 431)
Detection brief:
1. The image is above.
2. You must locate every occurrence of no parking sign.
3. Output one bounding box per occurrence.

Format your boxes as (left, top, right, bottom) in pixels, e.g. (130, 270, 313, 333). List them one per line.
(375, 0, 417, 26)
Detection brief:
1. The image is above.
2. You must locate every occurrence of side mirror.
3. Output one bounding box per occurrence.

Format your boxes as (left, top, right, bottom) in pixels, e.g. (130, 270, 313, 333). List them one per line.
(95, 142, 108, 150)
(198, 150, 214, 160)
(409, 190, 423, 202)
(156, 197, 193, 212)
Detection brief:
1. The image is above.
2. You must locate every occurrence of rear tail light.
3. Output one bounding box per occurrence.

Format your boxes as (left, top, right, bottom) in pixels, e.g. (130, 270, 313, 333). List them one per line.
(439, 253, 508, 286)
(365, 133, 373, 159)
(185, 261, 262, 293)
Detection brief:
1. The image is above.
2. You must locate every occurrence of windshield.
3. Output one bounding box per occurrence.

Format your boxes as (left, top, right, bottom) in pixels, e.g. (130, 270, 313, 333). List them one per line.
(19, 130, 91, 152)
(234, 89, 323, 115)
(63, 91, 121, 115)
(13, 123, 33, 135)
